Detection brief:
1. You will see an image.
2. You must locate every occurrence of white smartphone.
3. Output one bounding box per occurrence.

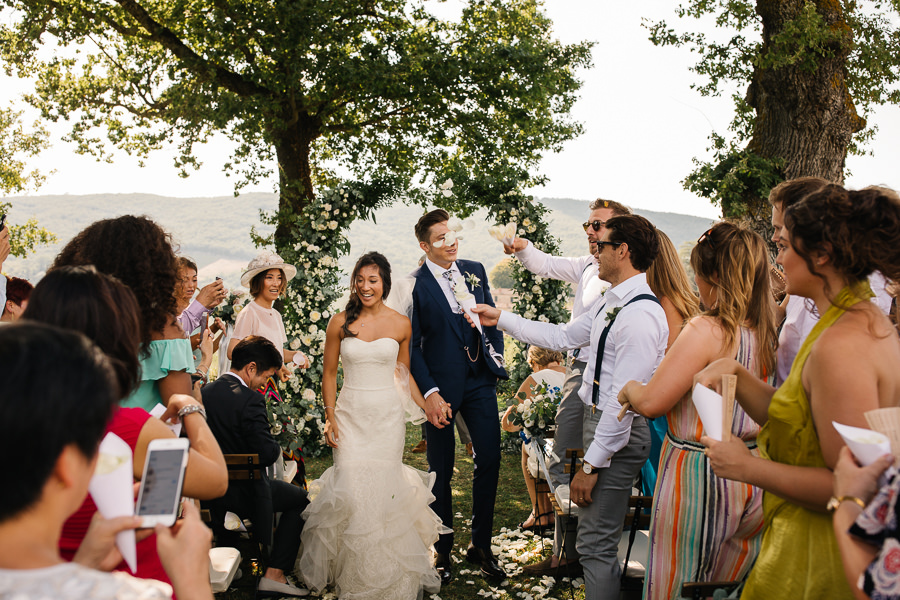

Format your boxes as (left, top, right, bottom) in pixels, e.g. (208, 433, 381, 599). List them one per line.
(135, 437, 190, 527)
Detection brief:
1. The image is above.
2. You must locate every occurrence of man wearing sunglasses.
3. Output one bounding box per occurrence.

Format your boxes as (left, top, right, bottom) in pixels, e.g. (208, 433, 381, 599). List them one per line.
(502, 199, 630, 576)
(478, 214, 668, 600)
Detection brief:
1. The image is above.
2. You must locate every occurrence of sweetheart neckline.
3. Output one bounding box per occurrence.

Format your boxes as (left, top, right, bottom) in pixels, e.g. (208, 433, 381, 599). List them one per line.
(342, 336, 400, 345)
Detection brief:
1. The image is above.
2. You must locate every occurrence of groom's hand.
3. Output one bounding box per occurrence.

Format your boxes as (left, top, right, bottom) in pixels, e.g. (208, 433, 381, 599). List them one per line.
(472, 304, 500, 327)
(425, 392, 452, 428)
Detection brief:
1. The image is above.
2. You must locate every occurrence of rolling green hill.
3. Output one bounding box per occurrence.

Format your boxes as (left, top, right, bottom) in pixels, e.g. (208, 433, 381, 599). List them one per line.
(3, 193, 713, 287)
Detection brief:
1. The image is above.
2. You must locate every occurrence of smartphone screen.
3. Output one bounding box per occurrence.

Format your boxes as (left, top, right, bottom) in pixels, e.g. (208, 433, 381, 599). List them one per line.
(136, 443, 188, 525)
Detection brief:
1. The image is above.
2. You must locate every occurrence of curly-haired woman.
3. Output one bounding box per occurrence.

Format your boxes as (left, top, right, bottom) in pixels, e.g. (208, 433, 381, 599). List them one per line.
(52, 215, 206, 411)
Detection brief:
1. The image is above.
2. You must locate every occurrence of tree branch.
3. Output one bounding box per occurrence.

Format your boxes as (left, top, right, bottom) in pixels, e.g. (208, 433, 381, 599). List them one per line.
(114, 0, 270, 99)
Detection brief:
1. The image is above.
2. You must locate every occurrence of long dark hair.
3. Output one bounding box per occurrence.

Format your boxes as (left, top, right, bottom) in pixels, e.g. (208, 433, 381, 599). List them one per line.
(342, 252, 392, 338)
(22, 265, 142, 400)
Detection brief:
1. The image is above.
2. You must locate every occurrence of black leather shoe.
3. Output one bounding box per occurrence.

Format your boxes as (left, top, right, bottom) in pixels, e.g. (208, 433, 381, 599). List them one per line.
(466, 544, 507, 580)
(435, 553, 452, 586)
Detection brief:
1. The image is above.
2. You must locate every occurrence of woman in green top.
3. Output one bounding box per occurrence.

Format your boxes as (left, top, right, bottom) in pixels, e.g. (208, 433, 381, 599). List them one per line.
(52, 215, 207, 411)
(695, 184, 900, 599)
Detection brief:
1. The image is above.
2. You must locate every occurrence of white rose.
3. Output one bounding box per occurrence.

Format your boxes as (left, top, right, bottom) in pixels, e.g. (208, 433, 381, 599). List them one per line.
(309, 311, 321, 322)
(290, 338, 301, 350)
(516, 404, 525, 413)
(532, 285, 540, 293)
(271, 422, 282, 435)
(323, 203, 331, 211)
(309, 324, 318, 333)
(328, 221, 338, 229)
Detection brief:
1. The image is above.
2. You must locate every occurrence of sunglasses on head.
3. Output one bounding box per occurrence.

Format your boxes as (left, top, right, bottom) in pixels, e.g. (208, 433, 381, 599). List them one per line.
(697, 228, 716, 249)
(582, 220, 608, 232)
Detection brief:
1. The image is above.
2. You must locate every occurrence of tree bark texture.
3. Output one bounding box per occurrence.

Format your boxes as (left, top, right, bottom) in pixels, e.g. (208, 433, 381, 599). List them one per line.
(748, 0, 865, 197)
(273, 112, 321, 250)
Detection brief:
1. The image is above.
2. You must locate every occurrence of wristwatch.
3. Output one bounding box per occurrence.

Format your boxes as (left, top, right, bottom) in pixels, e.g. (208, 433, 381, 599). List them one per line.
(826, 495, 866, 512)
(178, 403, 207, 421)
(582, 461, 596, 475)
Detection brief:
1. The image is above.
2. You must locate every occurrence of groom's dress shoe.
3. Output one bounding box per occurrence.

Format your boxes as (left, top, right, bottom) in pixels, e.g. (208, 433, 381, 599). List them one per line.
(257, 577, 309, 597)
(466, 544, 507, 580)
(435, 553, 452, 585)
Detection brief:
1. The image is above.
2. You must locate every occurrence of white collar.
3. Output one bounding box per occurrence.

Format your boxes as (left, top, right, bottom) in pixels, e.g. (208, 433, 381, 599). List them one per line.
(425, 257, 459, 279)
(605, 272, 648, 303)
(223, 371, 249, 388)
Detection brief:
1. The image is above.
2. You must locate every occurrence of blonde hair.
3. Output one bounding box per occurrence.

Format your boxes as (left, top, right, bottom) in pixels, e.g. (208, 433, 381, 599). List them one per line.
(691, 221, 777, 377)
(647, 230, 700, 327)
(528, 346, 564, 369)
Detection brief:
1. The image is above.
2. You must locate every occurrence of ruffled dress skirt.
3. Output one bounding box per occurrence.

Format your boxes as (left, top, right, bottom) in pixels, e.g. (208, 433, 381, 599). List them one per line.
(298, 337, 446, 600)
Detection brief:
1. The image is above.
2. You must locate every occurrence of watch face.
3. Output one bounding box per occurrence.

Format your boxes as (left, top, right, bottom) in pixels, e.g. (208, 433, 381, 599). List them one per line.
(582, 463, 592, 475)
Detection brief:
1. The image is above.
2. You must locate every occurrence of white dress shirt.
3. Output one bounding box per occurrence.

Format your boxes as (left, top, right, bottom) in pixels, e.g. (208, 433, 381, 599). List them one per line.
(420, 258, 465, 399)
(497, 273, 667, 468)
(515, 243, 607, 358)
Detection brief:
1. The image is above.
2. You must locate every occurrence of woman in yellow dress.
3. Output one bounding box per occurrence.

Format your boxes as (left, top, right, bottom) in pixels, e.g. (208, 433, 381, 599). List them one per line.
(696, 184, 900, 599)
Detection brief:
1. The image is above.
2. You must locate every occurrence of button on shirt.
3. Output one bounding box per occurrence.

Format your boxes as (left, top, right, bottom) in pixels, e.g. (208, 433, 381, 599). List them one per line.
(497, 273, 667, 469)
(514, 242, 608, 358)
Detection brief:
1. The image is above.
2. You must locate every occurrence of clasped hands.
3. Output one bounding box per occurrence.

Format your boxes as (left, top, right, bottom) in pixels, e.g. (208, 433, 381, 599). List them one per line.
(425, 393, 453, 429)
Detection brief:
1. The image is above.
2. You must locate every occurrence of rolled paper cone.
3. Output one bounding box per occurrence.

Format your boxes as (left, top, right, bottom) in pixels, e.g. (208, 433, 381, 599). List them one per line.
(833, 421, 891, 466)
(88, 433, 137, 573)
(691, 383, 723, 441)
(865, 408, 900, 462)
(458, 296, 483, 334)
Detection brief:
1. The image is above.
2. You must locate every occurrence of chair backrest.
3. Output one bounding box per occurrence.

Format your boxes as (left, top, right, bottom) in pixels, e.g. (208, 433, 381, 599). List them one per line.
(224, 454, 263, 481)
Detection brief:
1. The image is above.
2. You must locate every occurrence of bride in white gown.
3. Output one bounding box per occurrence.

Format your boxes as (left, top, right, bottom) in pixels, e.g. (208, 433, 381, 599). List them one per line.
(299, 252, 451, 600)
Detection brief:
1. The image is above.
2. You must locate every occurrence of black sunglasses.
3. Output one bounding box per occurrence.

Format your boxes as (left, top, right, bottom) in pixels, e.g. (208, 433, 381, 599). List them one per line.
(582, 220, 608, 232)
(697, 228, 716, 249)
(593, 240, 622, 252)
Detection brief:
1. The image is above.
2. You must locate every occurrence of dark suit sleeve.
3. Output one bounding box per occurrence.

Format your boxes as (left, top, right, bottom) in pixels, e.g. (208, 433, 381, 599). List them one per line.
(409, 280, 438, 395)
(241, 391, 282, 467)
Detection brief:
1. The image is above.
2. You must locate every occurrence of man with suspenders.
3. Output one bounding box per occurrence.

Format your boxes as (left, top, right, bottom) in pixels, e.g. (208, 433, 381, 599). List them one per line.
(474, 214, 668, 600)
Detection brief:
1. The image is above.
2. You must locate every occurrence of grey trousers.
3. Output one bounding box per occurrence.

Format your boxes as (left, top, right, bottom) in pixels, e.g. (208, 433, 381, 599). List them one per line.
(548, 359, 586, 559)
(577, 405, 650, 600)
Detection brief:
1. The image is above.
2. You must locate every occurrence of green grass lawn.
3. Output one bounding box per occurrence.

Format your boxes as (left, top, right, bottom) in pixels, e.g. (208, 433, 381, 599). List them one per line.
(218, 422, 587, 599)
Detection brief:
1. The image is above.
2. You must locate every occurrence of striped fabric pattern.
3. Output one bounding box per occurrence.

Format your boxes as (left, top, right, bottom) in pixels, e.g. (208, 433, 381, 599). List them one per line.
(643, 328, 766, 600)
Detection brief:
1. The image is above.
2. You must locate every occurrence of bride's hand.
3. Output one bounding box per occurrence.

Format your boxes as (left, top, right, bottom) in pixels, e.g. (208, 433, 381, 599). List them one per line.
(324, 417, 339, 448)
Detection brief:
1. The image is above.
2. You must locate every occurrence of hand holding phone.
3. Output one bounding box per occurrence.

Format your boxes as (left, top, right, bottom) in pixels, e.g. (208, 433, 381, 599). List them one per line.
(136, 438, 190, 527)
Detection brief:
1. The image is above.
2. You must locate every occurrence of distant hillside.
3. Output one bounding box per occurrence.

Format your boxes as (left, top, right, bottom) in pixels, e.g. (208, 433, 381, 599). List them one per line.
(3, 193, 713, 287)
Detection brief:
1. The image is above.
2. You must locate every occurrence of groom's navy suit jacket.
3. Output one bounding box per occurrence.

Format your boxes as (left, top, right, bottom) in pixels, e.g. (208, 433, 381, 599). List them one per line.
(409, 258, 507, 408)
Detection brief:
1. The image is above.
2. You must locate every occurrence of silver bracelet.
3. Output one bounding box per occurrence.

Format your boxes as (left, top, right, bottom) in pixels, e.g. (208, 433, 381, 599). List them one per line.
(178, 404, 207, 420)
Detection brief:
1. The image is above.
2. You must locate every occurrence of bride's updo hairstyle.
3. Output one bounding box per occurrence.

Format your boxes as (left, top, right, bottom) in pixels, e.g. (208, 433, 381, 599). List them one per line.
(342, 251, 393, 338)
(784, 184, 900, 299)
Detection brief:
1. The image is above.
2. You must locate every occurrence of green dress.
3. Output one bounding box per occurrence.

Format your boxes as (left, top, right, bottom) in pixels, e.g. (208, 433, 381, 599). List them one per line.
(120, 338, 196, 412)
(742, 287, 867, 599)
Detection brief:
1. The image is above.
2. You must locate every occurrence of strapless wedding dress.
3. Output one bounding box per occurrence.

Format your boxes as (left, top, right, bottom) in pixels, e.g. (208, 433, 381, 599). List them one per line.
(298, 337, 446, 600)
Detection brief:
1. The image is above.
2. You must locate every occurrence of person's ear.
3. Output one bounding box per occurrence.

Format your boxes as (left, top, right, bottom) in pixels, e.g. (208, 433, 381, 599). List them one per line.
(419, 240, 430, 254)
(54, 444, 94, 490)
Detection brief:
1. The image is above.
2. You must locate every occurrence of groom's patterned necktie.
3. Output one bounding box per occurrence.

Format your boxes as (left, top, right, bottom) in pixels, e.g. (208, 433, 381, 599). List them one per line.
(442, 270, 463, 314)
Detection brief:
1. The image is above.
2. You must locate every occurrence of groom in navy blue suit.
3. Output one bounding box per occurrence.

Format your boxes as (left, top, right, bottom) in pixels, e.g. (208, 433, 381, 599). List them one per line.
(410, 209, 508, 583)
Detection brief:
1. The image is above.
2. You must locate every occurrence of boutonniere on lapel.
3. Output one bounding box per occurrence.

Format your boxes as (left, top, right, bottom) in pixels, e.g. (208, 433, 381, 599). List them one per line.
(605, 306, 623, 324)
(465, 273, 481, 289)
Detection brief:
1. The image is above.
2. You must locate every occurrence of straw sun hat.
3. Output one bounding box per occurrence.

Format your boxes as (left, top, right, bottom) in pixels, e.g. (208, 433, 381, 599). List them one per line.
(240, 251, 298, 288)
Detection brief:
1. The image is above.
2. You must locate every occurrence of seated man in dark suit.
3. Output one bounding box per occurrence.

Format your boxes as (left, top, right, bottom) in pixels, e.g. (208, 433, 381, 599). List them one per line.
(202, 336, 309, 597)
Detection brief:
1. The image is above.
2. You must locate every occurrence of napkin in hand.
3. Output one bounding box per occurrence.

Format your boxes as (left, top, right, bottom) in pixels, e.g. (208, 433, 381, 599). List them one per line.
(833, 421, 892, 466)
(88, 433, 137, 573)
(691, 383, 724, 441)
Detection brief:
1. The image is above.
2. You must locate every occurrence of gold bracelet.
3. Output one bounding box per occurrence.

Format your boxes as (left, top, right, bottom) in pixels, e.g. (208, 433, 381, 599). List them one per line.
(827, 495, 867, 512)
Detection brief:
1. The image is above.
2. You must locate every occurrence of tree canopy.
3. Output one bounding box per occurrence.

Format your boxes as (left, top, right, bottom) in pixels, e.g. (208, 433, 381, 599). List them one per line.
(1, 0, 592, 245)
(647, 0, 900, 230)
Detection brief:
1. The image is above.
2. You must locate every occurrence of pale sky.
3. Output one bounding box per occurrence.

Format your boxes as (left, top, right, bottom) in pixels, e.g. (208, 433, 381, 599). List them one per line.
(3, 1, 899, 220)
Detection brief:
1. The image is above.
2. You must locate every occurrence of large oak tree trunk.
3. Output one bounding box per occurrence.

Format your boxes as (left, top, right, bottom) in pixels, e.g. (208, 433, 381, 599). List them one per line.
(273, 113, 320, 251)
(742, 0, 865, 235)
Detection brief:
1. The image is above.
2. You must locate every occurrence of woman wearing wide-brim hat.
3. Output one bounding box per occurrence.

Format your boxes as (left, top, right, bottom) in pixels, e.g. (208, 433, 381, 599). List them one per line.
(227, 251, 310, 385)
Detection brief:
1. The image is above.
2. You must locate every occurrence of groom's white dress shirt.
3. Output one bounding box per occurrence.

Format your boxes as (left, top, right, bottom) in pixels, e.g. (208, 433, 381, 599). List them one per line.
(497, 272, 667, 469)
(514, 242, 607, 359)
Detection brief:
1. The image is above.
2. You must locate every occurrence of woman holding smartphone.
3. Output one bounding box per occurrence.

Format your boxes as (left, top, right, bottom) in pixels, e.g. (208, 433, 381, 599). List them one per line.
(24, 265, 227, 587)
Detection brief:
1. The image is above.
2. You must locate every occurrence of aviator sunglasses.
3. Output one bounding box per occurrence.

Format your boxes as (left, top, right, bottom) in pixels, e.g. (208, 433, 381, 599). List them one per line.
(582, 219, 608, 232)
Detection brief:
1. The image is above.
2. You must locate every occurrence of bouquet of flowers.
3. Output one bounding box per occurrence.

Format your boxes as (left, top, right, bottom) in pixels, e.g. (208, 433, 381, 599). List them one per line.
(211, 289, 251, 327)
(507, 380, 562, 440)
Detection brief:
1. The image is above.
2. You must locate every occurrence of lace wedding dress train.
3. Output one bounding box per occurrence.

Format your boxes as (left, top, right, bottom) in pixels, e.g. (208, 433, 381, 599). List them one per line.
(298, 337, 446, 600)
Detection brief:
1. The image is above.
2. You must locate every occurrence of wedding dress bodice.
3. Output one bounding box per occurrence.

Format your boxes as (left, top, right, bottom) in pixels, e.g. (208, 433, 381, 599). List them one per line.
(339, 337, 398, 390)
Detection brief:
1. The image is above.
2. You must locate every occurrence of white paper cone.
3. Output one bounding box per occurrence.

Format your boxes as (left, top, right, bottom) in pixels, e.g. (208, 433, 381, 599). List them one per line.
(833, 421, 891, 466)
(88, 433, 137, 573)
(458, 296, 482, 334)
(149, 403, 181, 437)
(691, 383, 723, 441)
